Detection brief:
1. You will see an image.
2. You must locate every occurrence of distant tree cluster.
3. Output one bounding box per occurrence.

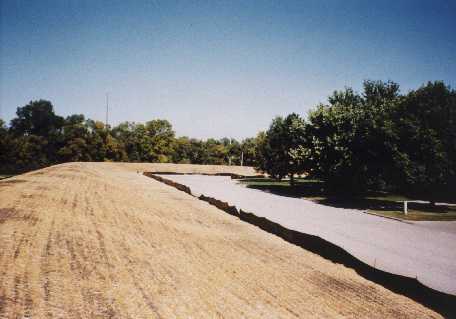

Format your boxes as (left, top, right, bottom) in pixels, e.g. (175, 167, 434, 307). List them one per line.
(258, 81, 456, 200)
(0, 100, 262, 173)
(2, 80, 455, 200)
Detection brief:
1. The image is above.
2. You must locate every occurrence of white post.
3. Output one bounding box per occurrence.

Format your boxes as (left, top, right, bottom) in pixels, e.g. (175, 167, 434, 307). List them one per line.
(240, 151, 244, 166)
(403, 201, 408, 215)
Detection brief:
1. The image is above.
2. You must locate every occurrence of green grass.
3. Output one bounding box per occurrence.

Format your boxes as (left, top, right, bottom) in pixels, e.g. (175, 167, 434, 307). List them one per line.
(367, 209, 456, 221)
(238, 177, 456, 221)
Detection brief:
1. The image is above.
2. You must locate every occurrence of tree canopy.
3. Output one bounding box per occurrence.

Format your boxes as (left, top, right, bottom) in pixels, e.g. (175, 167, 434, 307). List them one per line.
(276, 80, 456, 198)
(1, 101, 259, 173)
(257, 113, 307, 184)
(2, 80, 454, 200)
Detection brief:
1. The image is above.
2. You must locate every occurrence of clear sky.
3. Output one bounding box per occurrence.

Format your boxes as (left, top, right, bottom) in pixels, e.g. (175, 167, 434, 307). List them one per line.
(1, 0, 455, 139)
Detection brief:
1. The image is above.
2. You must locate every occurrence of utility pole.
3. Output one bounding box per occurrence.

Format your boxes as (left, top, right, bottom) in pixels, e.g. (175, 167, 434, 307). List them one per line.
(105, 93, 109, 129)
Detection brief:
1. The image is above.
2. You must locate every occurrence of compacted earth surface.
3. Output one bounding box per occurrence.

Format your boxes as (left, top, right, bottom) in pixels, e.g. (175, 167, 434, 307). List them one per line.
(0, 162, 445, 318)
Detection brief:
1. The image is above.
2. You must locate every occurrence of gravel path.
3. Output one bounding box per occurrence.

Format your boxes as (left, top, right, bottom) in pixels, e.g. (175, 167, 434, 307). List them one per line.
(162, 174, 456, 295)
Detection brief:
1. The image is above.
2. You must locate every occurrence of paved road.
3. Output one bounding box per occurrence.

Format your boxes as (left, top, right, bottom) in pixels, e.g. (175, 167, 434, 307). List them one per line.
(162, 174, 456, 295)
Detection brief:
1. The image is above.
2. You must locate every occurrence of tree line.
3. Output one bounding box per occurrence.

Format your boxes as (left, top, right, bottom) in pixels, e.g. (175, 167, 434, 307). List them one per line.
(1, 80, 455, 200)
(0, 100, 260, 173)
(257, 80, 456, 200)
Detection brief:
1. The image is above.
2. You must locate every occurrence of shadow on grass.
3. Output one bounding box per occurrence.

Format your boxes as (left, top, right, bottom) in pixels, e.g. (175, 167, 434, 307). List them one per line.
(240, 178, 322, 195)
(245, 180, 454, 214)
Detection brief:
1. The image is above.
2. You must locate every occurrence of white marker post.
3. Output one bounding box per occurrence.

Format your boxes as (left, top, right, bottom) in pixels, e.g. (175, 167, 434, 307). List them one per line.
(404, 201, 408, 215)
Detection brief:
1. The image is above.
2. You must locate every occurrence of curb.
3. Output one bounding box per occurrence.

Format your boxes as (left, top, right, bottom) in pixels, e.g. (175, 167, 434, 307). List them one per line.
(363, 210, 414, 224)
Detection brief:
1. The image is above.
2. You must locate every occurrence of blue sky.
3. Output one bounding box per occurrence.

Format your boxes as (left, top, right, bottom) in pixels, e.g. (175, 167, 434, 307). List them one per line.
(1, 0, 455, 139)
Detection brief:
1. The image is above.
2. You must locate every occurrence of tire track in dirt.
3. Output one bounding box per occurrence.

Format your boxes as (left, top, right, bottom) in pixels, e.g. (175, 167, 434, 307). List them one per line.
(41, 218, 55, 317)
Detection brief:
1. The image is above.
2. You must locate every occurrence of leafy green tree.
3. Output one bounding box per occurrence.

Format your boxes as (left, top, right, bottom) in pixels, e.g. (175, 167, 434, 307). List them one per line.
(187, 138, 208, 164)
(145, 119, 175, 162)
(204, 139, 228, 165)
(85, 120, 109, 161)
(257, 113, 307, 185)
(240, 136, 261, 166)
(306, 81, 401, 193)
(393, 81, 456, 200)
(0, 119, 14, 173)
(304, 80, 455, 199)
(112, 119, 175, 162)
(105, 133, 127, 161)
(112, 122, 145, 161)
(10, 135, 50, 171)
(220, 138, 241, 165)
(83, 120, 126, 161)
(3, 79, 454, 201)
(57, 115, 92, 162)
(172, 136, 193, 163)
(10, 100, 64, 137)
(58, 137, 91, 162)
(9, 100, 64, 165)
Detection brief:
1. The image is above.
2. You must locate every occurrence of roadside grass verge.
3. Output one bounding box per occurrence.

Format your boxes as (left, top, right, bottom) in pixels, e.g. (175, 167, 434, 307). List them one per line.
(238, 178, 456, 221)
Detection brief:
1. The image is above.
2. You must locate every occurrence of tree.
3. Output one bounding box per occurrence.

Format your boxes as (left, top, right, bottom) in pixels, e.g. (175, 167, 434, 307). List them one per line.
(187, 138, 207, 164)
(0, 119, 14, 173)
(112, 122, 144, 161)
(10, 135, 50, 171)
(57, 115, 92, 162)
(172, 136, 193, 163)
(144, 119, 175, 162)
(10, 100, 64, 137)
(306, 81, 401, 193)
(240, 136, 261, 166)
(3, 78, 454, 199)
(105, 133, 127, 162)
(257, 113, 307, 185)
(112, 119, 176, 162)
(303, 79, 456, 199)
(84, 120, 109, 161)
(204, 139, 228, 165)
(393, 81, 456, 201)
(221, 138, 241, 165)
(9, 100, 65, 165)
(58, 137, 91, 162)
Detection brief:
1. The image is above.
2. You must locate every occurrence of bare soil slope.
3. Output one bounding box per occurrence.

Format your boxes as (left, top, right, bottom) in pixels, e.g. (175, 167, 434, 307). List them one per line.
(96, 162, 259, 176)
(0, 163, 442, 318)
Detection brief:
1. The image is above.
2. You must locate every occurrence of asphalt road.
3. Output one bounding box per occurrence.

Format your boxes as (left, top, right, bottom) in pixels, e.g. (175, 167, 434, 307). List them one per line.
(162, 174, 456, 295)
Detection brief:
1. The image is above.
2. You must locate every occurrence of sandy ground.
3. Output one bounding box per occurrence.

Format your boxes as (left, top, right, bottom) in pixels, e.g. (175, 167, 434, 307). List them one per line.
(162, 175, 456, 296)
(95, 162, 259, 176)
(0, 162, 442, 318)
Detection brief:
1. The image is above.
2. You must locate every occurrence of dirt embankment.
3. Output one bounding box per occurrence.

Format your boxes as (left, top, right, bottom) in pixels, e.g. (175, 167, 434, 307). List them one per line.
(0, 162, 444, 318)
